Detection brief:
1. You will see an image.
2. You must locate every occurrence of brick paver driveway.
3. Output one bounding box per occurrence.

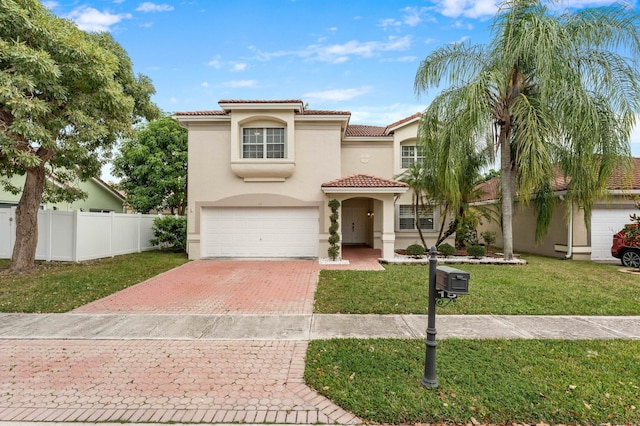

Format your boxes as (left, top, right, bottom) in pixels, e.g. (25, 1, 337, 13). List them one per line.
(0, 260, 360, 424)
(73, 259, 319, 314)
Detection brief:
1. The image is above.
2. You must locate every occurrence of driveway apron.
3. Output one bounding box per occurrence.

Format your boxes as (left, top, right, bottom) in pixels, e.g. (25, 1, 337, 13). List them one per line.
(0, 260, 361, 424)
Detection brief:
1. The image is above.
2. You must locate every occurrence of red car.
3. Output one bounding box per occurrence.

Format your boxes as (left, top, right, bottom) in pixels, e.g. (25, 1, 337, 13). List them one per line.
(611, 225, 640, 267)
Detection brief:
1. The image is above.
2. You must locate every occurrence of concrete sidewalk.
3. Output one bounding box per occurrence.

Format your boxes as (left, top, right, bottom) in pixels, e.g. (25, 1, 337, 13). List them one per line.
(1, 313, 638, 340)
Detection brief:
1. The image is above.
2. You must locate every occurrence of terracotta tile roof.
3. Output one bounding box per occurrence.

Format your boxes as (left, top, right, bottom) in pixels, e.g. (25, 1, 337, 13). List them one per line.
(475, 157, 640, 202)
(322, 174, 409, 188)
(174, 110, 229, 116)
(346, 125, 388, 137)
(298, 109, 351, 116)
(474, 178, 500, 202)
(385, 112, 422, 132)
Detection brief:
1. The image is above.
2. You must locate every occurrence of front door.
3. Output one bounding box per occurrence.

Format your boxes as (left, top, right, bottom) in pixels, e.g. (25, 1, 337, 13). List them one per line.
(342, 206, 367, 244)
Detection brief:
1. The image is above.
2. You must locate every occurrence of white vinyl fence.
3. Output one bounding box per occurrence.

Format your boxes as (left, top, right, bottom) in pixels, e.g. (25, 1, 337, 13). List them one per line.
(0, 208, 159, 262)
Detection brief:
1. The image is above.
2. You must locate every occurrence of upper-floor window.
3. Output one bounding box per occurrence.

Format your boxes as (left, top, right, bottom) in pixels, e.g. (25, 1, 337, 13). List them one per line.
(242, 127, 285, 159)
(401, 145, 425, 168)
(397, 204, 434, 231)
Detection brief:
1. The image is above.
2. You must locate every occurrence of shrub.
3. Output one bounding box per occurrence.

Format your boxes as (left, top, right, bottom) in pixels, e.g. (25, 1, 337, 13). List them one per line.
(327, 199, 341, 261)
(327, 245, 340, 261)
(481, 230, 497, 251)
(406, 244, 426, 257)
(150, 215, 187, 252)
(437, 243, 456, 257)
(467, 244, 486, 258)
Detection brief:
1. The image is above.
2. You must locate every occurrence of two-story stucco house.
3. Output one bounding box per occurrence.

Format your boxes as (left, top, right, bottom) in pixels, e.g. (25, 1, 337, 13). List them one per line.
(175, 99, 446, 261)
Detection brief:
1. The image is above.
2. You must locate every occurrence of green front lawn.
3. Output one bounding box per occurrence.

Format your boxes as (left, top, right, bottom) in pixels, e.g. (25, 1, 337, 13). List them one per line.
(0, 251, 188, 313)
(305, 338, 640, 425)
(315, 255, 640, 315)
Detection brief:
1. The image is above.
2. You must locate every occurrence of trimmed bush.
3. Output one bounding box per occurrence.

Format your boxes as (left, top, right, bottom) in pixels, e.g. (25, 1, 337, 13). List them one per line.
(481, 230, 497, 251)
(406, 244, 426, 257)
(467, 244, 486, 258)
(327, 199, 341, 261)
(150, 215, 187, 252)
(437, 243, 456, 257)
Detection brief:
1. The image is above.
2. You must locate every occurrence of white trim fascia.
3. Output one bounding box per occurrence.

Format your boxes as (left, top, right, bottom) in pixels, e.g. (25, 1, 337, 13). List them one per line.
(343, 136, 394, 143)
(173, 115, 231, 123)
(473, 188, 640, 205)
(608, 190, 640, 195)
(322, 187, 408, 194)
(386, 116, 421, 132)
(91, 178, 125, 201)
(295, 114, 351, 123)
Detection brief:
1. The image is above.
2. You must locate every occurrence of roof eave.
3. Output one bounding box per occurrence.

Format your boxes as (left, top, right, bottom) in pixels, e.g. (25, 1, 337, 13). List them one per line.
(343, 136, 394, 142)
(322, 187, 408, 194)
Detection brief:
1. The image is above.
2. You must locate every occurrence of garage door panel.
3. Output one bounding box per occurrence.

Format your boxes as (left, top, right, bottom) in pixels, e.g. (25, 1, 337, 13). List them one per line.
(591, 209, 637, 261)
(202, 207, 319, 258)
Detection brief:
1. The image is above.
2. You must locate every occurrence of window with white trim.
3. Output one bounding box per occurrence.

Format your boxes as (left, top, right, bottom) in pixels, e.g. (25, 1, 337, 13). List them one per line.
(242, 127, 285, 159)
(397, 204, 434, 231)
(401, 145, 425, 168)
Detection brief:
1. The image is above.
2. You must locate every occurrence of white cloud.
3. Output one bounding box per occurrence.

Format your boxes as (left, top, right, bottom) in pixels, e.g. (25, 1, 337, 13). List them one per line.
(552, 0, 620, 8)
(402, 6, 431, 26)
(251, 35, 412, 64)
(170, 97, 178, 103)
(382, 55, 418, 63)
(433, 0, 615, 20)
(379, 18, 402, 30)
(350, 103, 426, 127)
(208, 56, 222, 68)
(231, 63, 247, 72)
(136, 2, 174, 12)
(452, 35, 471, 44)
(435, 0, 498, 19)
(42, 1, 58, 10)
(224, 80, 257, 88)
(201, 82, 209, 88)
(308, 35, 413, 63)
(67, 6, 131, 32)
(303, 87, 372, 103)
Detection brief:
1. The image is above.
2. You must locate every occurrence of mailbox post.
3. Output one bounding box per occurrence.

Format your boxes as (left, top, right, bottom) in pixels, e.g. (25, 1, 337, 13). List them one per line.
(422, 246, 470, 389)
(421, 246, 439, 389)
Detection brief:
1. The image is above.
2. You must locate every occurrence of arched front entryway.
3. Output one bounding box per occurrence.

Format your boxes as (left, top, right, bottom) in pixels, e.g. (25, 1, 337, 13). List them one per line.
(321, 174, 409, 260)
(341, 197, 374, 246)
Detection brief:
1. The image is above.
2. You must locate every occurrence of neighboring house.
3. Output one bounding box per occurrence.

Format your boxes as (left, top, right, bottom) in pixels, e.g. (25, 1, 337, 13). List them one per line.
(0, 175, 126, 213)
(174, 99, 451, 260)
(475, 158, 640, 262)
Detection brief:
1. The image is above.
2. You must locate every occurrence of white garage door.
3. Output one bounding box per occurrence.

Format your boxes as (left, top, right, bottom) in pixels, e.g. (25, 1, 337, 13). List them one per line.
(591, 208, 638, 261)
(202, 207, 319, 258)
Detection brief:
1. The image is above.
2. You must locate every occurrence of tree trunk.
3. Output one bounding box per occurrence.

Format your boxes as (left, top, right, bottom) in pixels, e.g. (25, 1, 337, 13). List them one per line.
(415, 193, 428, 248)
(10, 165, 46, 272)
(500, 127, 515, 261)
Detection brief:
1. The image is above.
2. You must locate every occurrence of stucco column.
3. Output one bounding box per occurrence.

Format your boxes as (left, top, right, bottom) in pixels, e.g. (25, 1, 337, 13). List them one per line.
(381, 194, 396, 259)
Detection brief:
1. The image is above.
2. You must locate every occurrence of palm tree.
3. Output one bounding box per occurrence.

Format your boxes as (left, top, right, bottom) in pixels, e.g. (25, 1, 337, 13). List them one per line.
(396, 162, 433, 249)
(397, 140, 494, 249)
(415, 0, 640, 260)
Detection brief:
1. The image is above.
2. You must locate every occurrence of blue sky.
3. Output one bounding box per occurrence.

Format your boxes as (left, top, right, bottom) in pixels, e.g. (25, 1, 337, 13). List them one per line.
(43, 0, 640, 179)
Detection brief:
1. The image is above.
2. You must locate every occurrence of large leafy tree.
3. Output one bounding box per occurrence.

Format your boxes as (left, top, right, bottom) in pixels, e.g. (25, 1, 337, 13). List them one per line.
(0, 0, 159, 271)
(113, 116, 188, 215)
(415, 0, 640, 260)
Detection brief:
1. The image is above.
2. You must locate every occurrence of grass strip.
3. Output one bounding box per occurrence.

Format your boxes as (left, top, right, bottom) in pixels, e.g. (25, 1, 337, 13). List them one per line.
(315, 255, 640, 315)
(0, 251, 188, 312)
(305, 338, 640, 425)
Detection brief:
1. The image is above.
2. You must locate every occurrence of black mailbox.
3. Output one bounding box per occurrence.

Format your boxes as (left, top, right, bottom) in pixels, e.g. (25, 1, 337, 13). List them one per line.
(436, 266, 469, 295)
